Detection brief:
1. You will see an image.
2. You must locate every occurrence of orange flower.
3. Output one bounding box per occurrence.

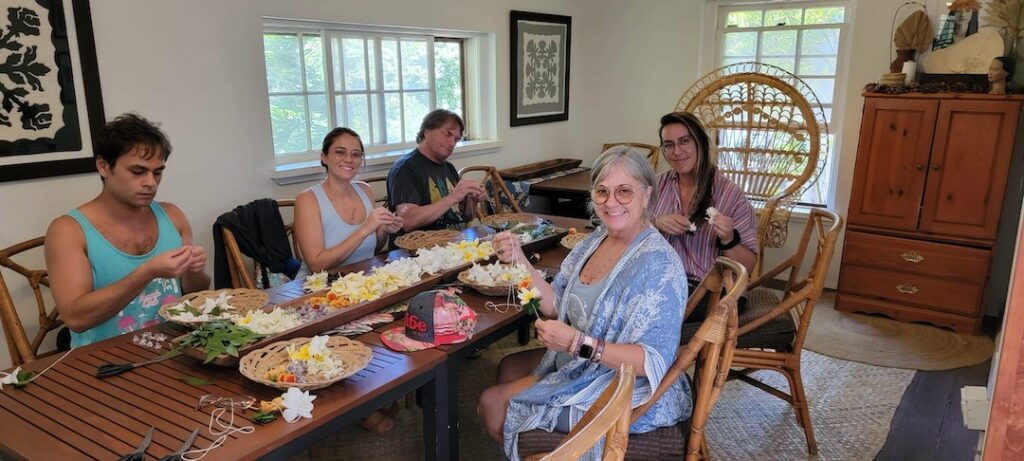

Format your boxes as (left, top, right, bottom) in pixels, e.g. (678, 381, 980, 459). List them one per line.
(568, 227, 577, 235)
(517, 276, 532, 290)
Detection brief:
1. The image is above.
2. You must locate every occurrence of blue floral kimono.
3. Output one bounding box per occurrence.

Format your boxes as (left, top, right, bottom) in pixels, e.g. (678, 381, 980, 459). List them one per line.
(503, 225, 691, 460)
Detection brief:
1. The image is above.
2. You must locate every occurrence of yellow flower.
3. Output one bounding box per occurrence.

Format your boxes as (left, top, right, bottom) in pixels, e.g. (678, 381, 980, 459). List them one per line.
(238, 312, 252, 325)
(519, 287, 541, 305)
(288, 344, 310, 361)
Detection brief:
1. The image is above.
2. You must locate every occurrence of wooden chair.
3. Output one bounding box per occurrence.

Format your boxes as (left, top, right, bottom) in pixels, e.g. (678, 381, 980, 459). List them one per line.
(222, 199, 299, 289)
(457, 166, 523, 217)
(358, 174, 389, 208)
(728, 208, 842, 455)
(677, 63, 830, 275)
(0, 237, 63, 366)
(602, 143, 659, 170)
(519, 258, 747, 460)
(525, 364, 636, 461)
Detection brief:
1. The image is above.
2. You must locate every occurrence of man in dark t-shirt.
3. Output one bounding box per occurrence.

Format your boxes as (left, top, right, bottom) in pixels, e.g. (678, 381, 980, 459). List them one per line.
(387, 109, 485, 235)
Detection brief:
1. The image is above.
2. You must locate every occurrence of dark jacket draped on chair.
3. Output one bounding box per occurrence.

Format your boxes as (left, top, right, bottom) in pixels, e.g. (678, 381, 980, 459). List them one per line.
(213, 199, 300, 289)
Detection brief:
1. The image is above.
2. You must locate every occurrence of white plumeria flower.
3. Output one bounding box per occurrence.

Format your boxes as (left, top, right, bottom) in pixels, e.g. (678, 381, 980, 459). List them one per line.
(0, 366, 21, 390)
(200, 291, 233, 315)
(303, 271, 329, 292)
(308, 335, 330, 361)
(706, 206, 719, 226)
(281, 387, 316, 423)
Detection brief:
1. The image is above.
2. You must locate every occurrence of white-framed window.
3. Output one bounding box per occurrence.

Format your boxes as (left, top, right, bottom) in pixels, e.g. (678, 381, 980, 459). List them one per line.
(715, 1, 849, 206)
(262, 20, 482, 166)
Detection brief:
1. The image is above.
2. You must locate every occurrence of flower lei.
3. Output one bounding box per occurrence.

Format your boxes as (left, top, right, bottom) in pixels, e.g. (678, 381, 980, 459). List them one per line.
(517, 276, 542, 317)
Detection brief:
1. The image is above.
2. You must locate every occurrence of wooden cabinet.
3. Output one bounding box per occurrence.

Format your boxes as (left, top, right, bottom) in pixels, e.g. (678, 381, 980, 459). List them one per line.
(837, 94, 1022, 334)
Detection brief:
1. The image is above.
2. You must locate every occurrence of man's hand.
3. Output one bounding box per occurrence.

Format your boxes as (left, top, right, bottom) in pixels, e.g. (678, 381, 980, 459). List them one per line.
(143, 247, 191, 279)
(654, 214, 692, 235)
(451, 178, 485, 202)
(185, 245, 207, 273)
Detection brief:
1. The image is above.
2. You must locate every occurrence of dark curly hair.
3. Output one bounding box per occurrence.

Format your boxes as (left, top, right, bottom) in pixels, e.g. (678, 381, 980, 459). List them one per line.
(94, 113, 172, 167)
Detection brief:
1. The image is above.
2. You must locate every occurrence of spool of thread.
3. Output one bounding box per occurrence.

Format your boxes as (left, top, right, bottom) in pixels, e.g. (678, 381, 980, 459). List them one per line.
(902, 61, 917, 84)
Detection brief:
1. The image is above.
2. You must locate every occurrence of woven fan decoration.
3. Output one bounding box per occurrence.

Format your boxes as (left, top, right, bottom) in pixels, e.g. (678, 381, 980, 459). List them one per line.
(895, 10, 934, 52)
(985, 0, 1024, 50)
(676, 63, 828, 272)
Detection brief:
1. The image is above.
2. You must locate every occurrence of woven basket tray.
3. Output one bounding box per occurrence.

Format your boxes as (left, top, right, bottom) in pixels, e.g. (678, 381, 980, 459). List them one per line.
(394, 229, 464, 251)
(457, 270, 517, 297)
(239, 336, 373, 391)
(560, 232, 589, 250)
(159, 289, 269, 326)
(480, 213, 541, 229)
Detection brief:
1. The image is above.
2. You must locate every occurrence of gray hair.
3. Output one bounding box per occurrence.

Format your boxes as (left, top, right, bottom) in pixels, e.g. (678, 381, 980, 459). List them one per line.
(416, 109, 465, 143)
(587, 145, 658, 219)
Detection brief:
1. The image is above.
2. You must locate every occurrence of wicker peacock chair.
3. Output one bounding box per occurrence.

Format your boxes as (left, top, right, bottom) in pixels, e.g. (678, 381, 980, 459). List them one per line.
(676, 63, 829, 274)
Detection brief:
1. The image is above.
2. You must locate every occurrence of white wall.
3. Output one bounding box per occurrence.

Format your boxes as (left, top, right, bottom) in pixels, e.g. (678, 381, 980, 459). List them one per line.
(0, 0, 703, 369)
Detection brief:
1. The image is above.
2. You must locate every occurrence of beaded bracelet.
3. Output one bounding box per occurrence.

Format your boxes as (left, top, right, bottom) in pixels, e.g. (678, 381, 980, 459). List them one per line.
(569, 330, 584, 357)
(591, 339, 607, 364)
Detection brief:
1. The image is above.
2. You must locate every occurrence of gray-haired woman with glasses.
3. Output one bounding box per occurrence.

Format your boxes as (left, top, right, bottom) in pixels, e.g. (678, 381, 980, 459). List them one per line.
(652, 111, 757, 321)
(478, 146, 690, 460)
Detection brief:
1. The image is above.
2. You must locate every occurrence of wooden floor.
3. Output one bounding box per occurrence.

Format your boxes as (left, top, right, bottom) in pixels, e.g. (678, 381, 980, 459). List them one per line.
(875, 360, 991, 461)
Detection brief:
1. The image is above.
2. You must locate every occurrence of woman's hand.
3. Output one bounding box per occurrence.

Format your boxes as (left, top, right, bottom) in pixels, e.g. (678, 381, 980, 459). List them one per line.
(535, 318, 577, 353)
(710, 212, 735, 241)
(365, 207, 401, 234)
(654, 214, 692, 235)
(493, 231, 527, 264)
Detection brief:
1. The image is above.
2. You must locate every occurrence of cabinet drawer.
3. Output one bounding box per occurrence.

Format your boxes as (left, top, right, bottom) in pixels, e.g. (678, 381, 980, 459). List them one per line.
(842, 231, 990, 282)
(838, 265, 983, 316)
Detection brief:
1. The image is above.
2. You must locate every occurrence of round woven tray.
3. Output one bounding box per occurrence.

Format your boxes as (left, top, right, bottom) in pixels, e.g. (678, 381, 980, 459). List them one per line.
(480, 213, 540, 229)
(394, 229, 464, 251)
(159, 288, 269, 326)
(457, 270, 516, 297)
(560, 232, 589, 250)
(239, 336, 373, 391)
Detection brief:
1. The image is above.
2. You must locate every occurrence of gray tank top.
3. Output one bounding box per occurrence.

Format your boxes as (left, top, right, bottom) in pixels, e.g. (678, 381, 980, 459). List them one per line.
(309, 182, 376, 268)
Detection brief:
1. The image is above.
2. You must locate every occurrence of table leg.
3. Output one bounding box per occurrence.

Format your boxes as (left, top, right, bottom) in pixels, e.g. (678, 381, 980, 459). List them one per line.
(423, 373, 438, 461)
(517, 324, 530, 345)
(433, 359, 461, 461)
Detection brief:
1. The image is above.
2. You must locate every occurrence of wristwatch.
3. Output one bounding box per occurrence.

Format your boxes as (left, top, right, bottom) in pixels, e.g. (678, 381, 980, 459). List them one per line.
(577, 336, 596, 360)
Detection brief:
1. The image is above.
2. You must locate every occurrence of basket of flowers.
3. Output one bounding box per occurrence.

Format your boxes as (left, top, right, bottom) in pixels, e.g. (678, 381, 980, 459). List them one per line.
(239, 335, 372, 391)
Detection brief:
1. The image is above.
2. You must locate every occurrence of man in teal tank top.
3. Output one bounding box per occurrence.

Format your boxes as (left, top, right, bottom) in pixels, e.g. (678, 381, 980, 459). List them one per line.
(45, 113, 211, 348)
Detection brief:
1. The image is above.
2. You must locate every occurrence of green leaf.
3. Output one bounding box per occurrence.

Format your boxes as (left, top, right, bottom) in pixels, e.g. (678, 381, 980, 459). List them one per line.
(209, 305, 222, 316)
(12, 371, 36, 388)
(252, 411, 278, 424)
(177, 375, 212, 386)
(183, 302, 202, 317)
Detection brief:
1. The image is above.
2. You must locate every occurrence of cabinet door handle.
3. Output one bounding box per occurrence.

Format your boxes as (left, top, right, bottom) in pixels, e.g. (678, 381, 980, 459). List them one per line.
(931, 164, 941, 171)
(915, 164, 925, 171)
(900, 251, 924, 263)
(896, 283, 919, 295)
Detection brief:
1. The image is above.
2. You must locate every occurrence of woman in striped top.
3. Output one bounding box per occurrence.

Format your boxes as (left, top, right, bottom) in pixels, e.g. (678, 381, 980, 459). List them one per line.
(651, 112, 758, 320)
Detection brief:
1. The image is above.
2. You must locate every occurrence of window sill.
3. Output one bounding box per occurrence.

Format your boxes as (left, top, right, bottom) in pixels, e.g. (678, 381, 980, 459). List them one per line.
(270, 139, 503, 186)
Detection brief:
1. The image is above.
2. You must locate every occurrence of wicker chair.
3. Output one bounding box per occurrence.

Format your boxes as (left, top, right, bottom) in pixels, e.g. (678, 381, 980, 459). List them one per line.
(222, 199, 299, 289)
(677, 63, 829, 275)
(0, 237, 63, 366)
(602, 143, 659, 170)
(519, 257, 747, 460)
(457, 166, 523, 217)
(525, 364, 636, 461)
(727, 208, 842, 455)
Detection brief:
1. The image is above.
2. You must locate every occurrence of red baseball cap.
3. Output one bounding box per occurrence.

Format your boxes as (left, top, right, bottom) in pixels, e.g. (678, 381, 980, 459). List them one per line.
(381, 289, 477, 352)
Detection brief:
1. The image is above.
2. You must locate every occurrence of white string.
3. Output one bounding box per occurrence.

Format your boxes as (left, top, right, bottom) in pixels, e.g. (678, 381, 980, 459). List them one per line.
(181, 404, 255, 460)
(0, 350, 72, 390)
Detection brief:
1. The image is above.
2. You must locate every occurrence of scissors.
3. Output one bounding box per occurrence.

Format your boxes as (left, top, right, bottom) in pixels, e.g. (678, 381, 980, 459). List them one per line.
(117, 426, 154, 461)
(96, 350, 182, 379)
(157, 428, 200, 461)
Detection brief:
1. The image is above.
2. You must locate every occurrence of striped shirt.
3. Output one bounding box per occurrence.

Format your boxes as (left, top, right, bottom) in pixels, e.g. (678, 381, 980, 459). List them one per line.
(651, 169, 758, 281)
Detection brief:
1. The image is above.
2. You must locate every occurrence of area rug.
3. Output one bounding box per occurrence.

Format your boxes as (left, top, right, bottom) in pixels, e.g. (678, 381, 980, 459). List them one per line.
(805, 293, 995, 371)
(288, 336, 913, 461)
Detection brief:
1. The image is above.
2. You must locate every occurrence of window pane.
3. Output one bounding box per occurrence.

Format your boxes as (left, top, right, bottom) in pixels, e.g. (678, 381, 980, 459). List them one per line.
(371, 94, 383, 145)
(762, 30, 796, 56)
(726, 10, 762, 28)
(346, 94, 370, 138)
(435, 41, 463, 116)
(800, 28, 840, 55)
(368, 41, 378, 91)
(803, 78, 835, 104)
(401, 39, 429, 90)
(799, 57, 837, 76)
(765, 8, 802, 26)
(263, 33, 302, 93)
(722, 57, 748, 67)
(804, 7, 845, 25)
(343, 37, 366, 91)
(762, 57, 795, 73)
(269, 95, 308, 154)
(304, 35, 324, 91)
(382, 39, 400, 90)
(384, 93, 402, 144)
(403, 92, 429, 142)
(723, 32, 757, 57)
(331, 37, 343, 90)
(309, 94, 329, 147)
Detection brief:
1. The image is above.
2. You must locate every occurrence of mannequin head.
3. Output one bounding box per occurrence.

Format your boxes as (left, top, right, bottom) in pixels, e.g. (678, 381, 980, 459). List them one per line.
(989, 57, 1014, 84)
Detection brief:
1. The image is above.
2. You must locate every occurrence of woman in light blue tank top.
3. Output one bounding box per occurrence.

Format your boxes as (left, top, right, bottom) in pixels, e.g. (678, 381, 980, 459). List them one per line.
(294, 127, 403, 273)
(66, 202, 184, 348)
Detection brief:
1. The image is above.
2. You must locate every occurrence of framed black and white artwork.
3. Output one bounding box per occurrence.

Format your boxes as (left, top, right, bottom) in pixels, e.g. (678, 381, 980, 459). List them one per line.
(509, 10, 571, 127)
(0, 0, 104, 182)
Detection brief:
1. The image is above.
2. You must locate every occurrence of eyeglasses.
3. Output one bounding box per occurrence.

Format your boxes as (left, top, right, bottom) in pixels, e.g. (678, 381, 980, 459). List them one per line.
(591, 185, 643, 205)
(331, 149, 364, 160)
(660, 136, 695, 154)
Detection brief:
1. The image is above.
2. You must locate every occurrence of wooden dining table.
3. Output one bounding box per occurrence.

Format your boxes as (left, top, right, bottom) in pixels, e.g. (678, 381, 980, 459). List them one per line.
(0, 215, 588, 461)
